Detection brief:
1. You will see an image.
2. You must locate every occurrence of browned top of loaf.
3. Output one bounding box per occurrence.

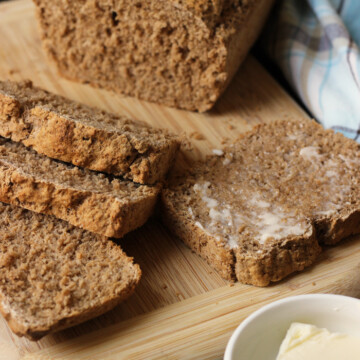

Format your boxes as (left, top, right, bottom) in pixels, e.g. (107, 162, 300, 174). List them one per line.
(0, 202, 140, 340)
(0, 80, 179, 184)
(164, 119, 360, 251)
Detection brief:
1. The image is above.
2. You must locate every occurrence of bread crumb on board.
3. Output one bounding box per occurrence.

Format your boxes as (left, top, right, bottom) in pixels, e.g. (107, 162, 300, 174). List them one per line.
(178, 132, 194, 151)
(221, 137, 230, 145)
(190, 131, 205, 141)
(8, 68, 19, 75)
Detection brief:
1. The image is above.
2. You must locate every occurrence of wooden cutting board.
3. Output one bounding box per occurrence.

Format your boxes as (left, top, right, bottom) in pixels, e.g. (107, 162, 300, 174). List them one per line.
(0, 1, 360, 359)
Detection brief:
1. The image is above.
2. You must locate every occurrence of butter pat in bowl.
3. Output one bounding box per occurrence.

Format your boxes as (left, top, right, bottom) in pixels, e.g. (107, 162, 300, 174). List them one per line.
(224, 294, 360, 360)
(277, 322, 360, 359)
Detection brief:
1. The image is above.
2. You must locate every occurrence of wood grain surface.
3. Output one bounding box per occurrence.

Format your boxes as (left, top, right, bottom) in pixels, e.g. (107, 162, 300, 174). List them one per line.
(0, 1, 359, 359)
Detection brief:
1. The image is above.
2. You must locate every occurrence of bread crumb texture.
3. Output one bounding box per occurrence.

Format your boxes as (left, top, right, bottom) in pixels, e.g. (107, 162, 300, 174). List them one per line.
(0, 138, 160, 238)
(162, 119, 360, 286)
(31, 0, 269, 111)
(0, 202, 141, 340)
(0, 80, 179, 184)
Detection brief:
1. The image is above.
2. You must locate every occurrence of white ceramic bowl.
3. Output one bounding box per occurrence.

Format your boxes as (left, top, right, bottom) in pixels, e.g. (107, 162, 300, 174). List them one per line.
(224, 294, 360, 360)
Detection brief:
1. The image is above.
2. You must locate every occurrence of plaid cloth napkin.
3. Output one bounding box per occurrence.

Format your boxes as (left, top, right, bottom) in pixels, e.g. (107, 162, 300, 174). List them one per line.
(265, 0, 360, 141)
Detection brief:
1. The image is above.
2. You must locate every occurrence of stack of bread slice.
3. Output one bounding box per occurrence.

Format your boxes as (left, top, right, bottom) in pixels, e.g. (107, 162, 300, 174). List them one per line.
(0, 80, 180, 339)
(2, 79, 360, 339)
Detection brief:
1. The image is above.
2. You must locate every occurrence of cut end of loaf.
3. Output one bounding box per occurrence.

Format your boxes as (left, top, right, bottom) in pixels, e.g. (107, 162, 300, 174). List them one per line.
(0, 202, 141, 340)
(32, 0, 273, 111)
(162, 119, 360, 286)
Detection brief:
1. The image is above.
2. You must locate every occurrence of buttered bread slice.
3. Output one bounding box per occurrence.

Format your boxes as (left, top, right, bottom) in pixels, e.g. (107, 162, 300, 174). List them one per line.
(162, 119, 360, 286)
(0, 202, 141, 340)
(0, 138, 160, 238)
(0, 80, 179, 184)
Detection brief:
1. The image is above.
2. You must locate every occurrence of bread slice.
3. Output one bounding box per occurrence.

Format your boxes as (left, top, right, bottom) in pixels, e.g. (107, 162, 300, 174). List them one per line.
(0, 138, 160, 238)
(0, 80, 179, 184)
(32, 0, 274, 111)
(162, 119, 360, 286)
(0, 201, 141, 341)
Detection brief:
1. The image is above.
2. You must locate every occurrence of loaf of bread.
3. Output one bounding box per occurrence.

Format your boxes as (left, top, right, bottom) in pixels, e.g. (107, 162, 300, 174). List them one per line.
(0, 201, 141, 340)
(162, 119, 360, 286)
(32, 0, 275, 111)
(0, 80, 179, 185)
(0, 138, 160, 238)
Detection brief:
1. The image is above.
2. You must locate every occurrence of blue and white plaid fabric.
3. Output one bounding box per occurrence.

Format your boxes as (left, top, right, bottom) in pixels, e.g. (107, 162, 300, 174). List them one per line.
(265, 0, 360, 141)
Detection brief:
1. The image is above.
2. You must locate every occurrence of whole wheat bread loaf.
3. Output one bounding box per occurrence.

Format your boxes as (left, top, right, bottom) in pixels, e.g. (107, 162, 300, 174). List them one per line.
(162, 119, 360, 286)
(0, 201, 141, 340)
(0, 80, 179, 184)
(32, 0, 274, 111)
(0, 138, 160, 238)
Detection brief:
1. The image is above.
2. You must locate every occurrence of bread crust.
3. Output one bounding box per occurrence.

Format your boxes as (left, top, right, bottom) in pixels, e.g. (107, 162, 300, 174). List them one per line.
(233, 233, 321, 286)
(0, 80, 179, 184)
(0, 273, 139, 341)
(0, 141, 160, 238)
(161, 197, 235, 281)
